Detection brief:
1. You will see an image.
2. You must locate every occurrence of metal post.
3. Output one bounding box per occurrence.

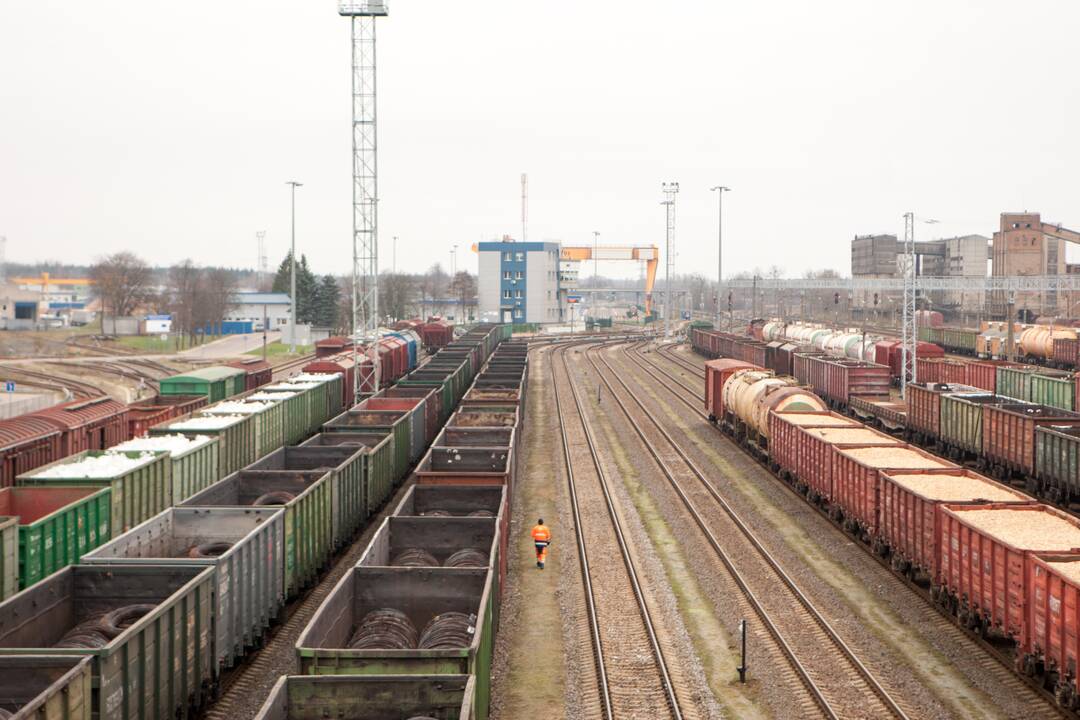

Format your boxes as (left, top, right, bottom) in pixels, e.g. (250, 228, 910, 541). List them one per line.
(593, 231, 600, 283)
(661, 182, 679, 337)
(392, 235, 397, 274)
(737, 619, 748, 683)
(1007, 292, 1016, 361)
(287, 180, 302, 353)
(262, 304, 268, 363)
(710, 186, 730, 330)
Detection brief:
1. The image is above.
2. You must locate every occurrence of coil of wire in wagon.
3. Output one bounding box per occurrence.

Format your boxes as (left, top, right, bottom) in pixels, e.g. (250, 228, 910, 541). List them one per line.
(347, 608, 418, 650)
(418, 612, 476, 649)
(443, 548, 487, 568)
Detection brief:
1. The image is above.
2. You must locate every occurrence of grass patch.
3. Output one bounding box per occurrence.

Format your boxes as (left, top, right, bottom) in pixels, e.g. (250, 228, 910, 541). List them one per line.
(113, 335, 201, 353)
(247, 341, 314, 358)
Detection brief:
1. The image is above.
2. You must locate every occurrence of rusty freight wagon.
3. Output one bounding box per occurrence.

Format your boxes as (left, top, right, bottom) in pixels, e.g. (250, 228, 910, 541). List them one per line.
(30, 397, 129, 456)
(704, 359, 757, 422)
(767, 410, 859, 483)
(1027, 554, 1080, 708)
(904, 383, 981, 446)
(793, 426, 902, 504)
(982, 403, 1080, 478)
(0, 416, 61, 488)
(877, 468, 1031, 583)
(831, 444, 956, 536)
(939, 504, 1080, 649)
(126, 395, 207, 439)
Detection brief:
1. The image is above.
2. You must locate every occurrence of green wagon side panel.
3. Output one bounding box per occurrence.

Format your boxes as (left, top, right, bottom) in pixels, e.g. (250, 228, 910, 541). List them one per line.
(939, 395, 985, 455)
(996, 366, 1034, 403)
(0, 518, 15, 600)
(170, 439, 221, 505)
(19, 488, 112, 590)
(17, 451, 171, 539)
(1036, 427, 1080, 498)
(1031, 374, 1075, 412)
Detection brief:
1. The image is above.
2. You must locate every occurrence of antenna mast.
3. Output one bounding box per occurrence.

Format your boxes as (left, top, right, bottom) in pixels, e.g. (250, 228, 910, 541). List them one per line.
(339, 0, 387, 405)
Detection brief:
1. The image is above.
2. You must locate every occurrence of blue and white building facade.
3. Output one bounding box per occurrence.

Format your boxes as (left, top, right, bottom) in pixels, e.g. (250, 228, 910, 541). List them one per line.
(478, 240, 562, 324)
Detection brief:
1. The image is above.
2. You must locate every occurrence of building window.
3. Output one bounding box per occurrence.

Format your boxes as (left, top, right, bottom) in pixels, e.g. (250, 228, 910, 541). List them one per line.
(515, 252, 524, 262)
(503, 290, 511, 299)
(515, 290, 523, 298)
(504, 252, 512, 261)
(515, 271, 524, 280)
(514, 308, 523, 318)
(503, 271, 511, 280)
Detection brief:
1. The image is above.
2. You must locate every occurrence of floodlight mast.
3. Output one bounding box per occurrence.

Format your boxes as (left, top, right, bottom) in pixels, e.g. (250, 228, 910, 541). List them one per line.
(339, 1, 387, 406)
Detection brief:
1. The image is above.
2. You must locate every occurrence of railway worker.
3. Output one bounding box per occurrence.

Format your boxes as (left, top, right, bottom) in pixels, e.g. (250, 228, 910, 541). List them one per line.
(531, 519, 552, 569)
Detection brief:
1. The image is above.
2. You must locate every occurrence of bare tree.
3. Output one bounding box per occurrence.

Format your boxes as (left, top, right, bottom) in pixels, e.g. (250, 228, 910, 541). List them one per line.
(196, 267, 238, 334)
(381, 273, 416, 322)
(420, 263, 448, 318)
(448, 271, 477, 321)
(89, 252, 152, 333)
(166, 260, 201, 346)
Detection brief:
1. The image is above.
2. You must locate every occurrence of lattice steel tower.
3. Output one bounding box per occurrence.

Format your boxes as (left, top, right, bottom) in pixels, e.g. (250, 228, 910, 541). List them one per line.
(661, 182, 679, 337)
(339, 1, 387, 404)
(900, 212, 916, 397)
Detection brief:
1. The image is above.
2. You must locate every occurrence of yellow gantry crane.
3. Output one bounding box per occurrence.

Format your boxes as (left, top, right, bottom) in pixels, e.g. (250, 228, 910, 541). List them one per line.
(559, 245, 660, 314)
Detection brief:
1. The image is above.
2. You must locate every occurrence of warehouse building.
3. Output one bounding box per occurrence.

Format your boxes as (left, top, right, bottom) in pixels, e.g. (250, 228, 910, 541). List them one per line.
(477, 239, 562, 324)
(227, 291, 292, 330)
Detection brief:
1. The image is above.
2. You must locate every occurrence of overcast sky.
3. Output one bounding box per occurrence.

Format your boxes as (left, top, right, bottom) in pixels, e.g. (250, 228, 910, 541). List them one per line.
(2, 1, 1078, 279)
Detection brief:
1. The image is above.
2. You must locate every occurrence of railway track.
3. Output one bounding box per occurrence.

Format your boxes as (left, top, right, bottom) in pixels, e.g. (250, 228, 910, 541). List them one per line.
(549, 340, 687, 720)
(270, 353, 316, 381)
(576, 339, 911, 720)
(633, 339, 1067, 719)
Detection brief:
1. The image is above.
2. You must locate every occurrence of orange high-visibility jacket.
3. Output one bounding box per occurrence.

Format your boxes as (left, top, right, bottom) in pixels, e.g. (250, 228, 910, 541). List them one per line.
(531, 524, 551, 543)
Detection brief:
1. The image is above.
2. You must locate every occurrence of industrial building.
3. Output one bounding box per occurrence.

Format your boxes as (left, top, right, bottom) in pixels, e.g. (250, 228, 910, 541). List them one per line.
(991, 212, 1080, 316)
(226, 291, 292, 329)
(477, 239, 562, 324)
(850, 232, 990, 314)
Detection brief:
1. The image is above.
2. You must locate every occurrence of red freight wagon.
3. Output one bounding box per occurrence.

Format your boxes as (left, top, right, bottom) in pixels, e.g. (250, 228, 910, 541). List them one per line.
(878, 468, 1031, 583)
(304, 353, 359, 409)
(848, 396, 908, 432)
(225, 358, 273, 391)
(964, 360, 1021, 394)
(1053, 337, 1079, 368)
(0, 416, 61, 488)
(381, 386, 440, 445)
(1028, 554, 1080, 706)
(905, 383, 980, 444)
(30, 396, 129, 455)
(797, 427, 901, 503)
(775, 343, 800, 377)
(315, 336, 354, 359)
(767, 411, 859, 482)
(126, 395, 207, 438)
(983, 403, 1080, 477)
(875, 341, 944, 381)
(940, 504, 1080, 649)
(704, 359, 757, 421)
(734, 339, 767, 369)
(832, 444, 956, 536)
(792, 351, 829, 398)
(916, 358, 968, 385)
(821, 358, 891, 408)
(420, 321, 454, 350)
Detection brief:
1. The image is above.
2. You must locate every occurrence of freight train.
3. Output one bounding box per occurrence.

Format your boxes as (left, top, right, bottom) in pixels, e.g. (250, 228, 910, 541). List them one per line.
(694, 339, 1080, 709)
(0, 323, 514, 720)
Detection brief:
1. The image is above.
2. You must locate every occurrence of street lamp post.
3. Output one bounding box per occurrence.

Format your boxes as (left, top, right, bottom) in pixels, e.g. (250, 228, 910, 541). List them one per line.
(286, 180, 303, 353)
(710, 185, 731, 330)
(593, 230, 600, 283)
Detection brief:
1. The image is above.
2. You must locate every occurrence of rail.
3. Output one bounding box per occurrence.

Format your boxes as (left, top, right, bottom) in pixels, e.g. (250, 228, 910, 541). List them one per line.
(634, 339, 1067, 719)
(585, 338, 911, 720)
(549, 340, 684, 720)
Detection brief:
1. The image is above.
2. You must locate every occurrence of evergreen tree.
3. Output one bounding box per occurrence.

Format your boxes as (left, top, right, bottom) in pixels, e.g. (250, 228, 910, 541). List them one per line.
(272, 251, 319, 323)
(314, 275, 341, 330)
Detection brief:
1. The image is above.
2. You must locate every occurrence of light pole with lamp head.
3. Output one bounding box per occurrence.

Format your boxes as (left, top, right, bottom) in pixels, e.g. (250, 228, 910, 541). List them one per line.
(286, 180, 303, 353)
(710, 185, 730, 330)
